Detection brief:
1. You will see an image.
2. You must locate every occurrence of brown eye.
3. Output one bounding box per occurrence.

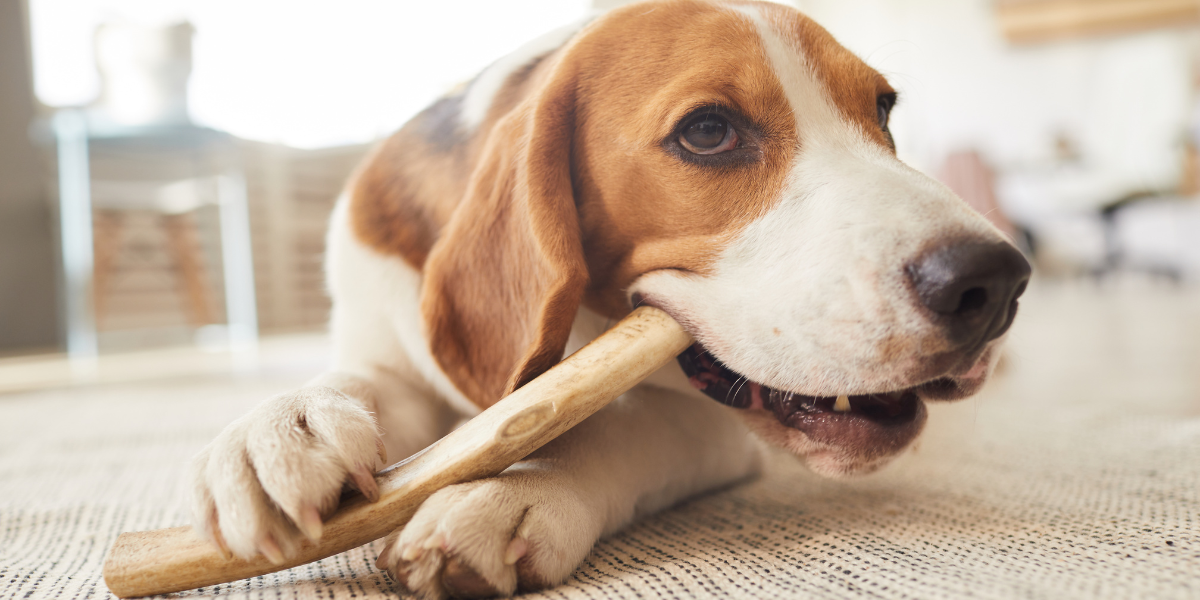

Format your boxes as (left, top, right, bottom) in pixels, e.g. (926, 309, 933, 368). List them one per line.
(876, 93, 895, 131)
(876, 92, 897, 150)
(680, 113, 738, 154)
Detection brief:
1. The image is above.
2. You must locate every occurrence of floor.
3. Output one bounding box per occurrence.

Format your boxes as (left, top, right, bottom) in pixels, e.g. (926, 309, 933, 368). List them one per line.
(0, 280, 1197, 599)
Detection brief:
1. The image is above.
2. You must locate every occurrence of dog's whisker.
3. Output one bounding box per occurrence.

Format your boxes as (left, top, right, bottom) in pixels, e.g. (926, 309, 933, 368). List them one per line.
(727, 376, 748, 405)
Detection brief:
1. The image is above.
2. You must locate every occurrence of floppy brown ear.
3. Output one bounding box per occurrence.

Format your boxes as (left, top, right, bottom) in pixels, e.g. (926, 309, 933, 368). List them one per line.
(419, 67, 588, 408)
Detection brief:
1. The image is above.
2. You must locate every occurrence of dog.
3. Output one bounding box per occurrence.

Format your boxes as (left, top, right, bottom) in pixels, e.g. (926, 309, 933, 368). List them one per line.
(189, 1, 1031, 598)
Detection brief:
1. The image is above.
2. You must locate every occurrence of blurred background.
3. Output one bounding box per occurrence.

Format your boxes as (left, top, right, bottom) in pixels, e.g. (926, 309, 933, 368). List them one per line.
(2, 0, 1199, 384)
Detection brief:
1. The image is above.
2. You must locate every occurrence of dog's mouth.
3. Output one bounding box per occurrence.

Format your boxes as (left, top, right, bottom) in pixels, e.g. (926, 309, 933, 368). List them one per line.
(677, 344, 949, 459)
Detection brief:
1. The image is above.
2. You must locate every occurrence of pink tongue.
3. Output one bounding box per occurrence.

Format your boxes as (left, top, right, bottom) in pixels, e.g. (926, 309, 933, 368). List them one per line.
(749, 382, 764, 410)
(963, 358, 988, 379)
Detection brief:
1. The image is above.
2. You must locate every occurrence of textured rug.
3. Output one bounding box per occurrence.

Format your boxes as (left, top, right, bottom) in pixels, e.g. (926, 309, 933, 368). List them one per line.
(1, 285, 1198, 599)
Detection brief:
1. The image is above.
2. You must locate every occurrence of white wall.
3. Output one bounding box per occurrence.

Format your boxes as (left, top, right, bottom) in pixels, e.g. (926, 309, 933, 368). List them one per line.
(796, 0, 1193, 196)
(29, 0, 592, 148)
(31, 0, 1195, 185)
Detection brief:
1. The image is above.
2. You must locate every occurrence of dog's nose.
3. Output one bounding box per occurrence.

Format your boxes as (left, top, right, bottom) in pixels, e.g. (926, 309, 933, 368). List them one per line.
(908, 240, 1031, 345)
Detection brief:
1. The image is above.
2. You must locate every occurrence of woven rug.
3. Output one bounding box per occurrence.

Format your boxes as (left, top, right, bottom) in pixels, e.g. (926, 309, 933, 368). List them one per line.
(1, 284, 1198, 599)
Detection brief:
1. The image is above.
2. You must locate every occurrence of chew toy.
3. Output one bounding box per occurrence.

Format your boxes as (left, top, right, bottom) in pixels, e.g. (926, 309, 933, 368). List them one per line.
(102, 306, 691, 598)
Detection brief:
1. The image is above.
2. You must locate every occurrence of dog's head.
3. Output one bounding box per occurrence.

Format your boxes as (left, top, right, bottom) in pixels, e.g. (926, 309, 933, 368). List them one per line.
(420, 0, 1030, 476)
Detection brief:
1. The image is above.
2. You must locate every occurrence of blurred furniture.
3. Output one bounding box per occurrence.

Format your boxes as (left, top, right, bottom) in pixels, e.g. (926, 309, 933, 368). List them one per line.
(938, 150, 1022, 243)
(52, 111, 258, 358)
(91, 22, 194, 129)
(48, 21, 260, 358)
(1098, 193, 1200, 282)
(997, 163, 1200, 281)
(997, 0, 1200, 44)
(90, 180, 220, 330)
(238, 141, 370, 333)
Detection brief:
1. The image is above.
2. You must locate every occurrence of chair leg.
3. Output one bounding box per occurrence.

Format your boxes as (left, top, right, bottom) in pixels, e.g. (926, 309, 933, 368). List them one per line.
(92, 210, 124, 331)
(161, 213, 215, 327)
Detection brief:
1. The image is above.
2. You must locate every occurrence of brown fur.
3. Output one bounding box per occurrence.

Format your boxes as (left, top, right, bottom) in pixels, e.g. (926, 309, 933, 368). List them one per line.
(420, 66, 589, 405)
(761, 5, 898, 149)
(348, 112, 469, 269)
(345, 0, 895, 409)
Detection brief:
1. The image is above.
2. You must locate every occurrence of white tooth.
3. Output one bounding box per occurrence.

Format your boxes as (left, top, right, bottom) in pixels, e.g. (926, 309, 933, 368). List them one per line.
(834, 395, 851, 412)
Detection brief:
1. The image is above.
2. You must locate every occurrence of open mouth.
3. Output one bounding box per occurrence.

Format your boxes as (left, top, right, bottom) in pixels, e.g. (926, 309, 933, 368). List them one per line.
(676, 344, 929, 455)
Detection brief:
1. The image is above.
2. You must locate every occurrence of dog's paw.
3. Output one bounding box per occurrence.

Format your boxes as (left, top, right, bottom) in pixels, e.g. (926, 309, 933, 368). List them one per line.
(376, 471, 603, 599)
(190, 386, 386, 562)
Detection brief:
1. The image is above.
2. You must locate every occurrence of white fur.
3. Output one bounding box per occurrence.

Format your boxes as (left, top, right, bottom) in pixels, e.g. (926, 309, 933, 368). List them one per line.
(324, 197, 480, 418)
(632, 7, 1003, 397)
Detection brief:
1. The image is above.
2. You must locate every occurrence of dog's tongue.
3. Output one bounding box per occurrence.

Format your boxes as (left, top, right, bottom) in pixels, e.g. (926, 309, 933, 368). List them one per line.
(763, 388, 927, 455)
(962, 357, 988, 379)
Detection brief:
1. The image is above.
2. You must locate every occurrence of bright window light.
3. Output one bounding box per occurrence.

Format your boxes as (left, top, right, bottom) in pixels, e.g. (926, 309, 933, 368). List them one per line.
(30, 0, 591, 148)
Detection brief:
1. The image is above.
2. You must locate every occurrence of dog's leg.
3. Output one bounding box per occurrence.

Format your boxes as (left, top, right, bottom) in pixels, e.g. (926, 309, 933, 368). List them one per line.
(187, 331, 460, 564)
(189, 199, 462, 564)
(376, 384, 762, 599)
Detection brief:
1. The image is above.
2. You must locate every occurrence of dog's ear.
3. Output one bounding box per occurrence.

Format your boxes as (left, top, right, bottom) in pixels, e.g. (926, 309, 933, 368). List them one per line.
(420, 64, 588, 408)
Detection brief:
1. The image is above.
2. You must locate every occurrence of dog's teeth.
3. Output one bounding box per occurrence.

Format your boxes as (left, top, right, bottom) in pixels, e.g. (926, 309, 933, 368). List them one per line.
(833, 395, 851, 412)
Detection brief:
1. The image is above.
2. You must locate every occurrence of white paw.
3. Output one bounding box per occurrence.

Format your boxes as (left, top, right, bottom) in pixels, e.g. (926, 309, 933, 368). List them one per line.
(376, 471, 604, 599)
(190, 386, 386, 563)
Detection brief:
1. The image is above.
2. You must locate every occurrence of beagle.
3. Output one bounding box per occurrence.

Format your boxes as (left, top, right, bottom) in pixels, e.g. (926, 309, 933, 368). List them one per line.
(190, 1, 1031, 598)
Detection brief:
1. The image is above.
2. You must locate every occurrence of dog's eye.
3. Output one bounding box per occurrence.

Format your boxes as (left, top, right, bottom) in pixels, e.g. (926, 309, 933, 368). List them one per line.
(876, 92, 897, 150)
(680, 114, 738, 154)
(876, 93, 895, 132)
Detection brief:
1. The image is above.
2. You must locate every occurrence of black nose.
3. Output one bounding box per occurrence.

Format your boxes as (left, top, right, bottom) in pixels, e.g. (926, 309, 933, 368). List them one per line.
(908, 240, 1031, 345)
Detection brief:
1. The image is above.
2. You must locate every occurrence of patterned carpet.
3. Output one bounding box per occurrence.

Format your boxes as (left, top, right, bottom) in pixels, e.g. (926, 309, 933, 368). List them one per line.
(1, 283, 1198, 599)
